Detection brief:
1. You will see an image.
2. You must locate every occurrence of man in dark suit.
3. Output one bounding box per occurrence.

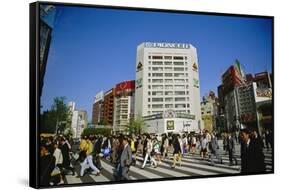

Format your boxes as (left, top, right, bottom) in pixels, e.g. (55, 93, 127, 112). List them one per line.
(227, 133, 238, 166)
(120, 136, 132, 180)
(240, 129, 266, 174)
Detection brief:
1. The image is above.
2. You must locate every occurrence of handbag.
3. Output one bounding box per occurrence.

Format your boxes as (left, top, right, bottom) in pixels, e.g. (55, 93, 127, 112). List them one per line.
(51, 166, 61, 177)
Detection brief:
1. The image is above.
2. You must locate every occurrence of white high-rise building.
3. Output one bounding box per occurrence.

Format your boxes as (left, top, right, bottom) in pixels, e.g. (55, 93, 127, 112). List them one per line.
(135, 42, 202, 133)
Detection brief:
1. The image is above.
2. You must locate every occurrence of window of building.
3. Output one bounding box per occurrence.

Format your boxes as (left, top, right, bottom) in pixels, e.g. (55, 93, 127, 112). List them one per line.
(175, 91, 185, 95)
(148, 98, 150, 102)
(152, 67, 163, 71)
(148, 79, 151, 83)
(152, 73, 163, 77)
(165, 73, 173, 77)
(187, 103, 190, 107)
(165, 97, 173, 102)
(175, 97, 186, 101)
(174, 67, 184, 71)
(152, 98, 163, 102)
(152, 85, 163, 89)
(165, 85, 173, 89)
(165, 91, 173, 95)
(174, 62, 184, 66)
(152, 56, 163, 59)
(175, 104, 186, 108)
(165, 104, 173, 108)
(148, 73, 151, 77)
(174, 73, 185, 77)
(173, 56, 184, 60)
(165, 67, 173, 71)
(148, 56, 151, 59)
(174, 79, 185, 83)
(152, 104, 163, 109)
(164, 56, 172, 60)
(152, 79, 163, 83)
(152, 91, 163, 96)
(148, 91, 151, 95)
(175, 85, 185, 89)
(152, 61, 163, 65)
(164, 61, 172, 65)
(165, 79, 173, 83)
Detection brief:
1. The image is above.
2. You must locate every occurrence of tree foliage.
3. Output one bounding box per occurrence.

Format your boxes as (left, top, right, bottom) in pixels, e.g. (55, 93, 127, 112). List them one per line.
(127, 117, 147, 134)
(40, 96, 72, 134)
(81, 127, 112, 137)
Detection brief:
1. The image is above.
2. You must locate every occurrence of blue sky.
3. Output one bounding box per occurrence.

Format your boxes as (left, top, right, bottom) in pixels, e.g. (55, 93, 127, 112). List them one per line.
(41, 5, 273, 121)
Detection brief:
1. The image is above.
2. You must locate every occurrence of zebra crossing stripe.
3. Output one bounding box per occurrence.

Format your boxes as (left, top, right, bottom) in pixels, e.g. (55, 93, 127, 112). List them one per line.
(88, 173, 110, 182)
(129, 164, 162, 179)
(179, 156, 240, 170)
(159, 155, 239, 174)
(135, 155, 216, 176)
(64, 172, 82, 184)
(136, 157, 190, 177)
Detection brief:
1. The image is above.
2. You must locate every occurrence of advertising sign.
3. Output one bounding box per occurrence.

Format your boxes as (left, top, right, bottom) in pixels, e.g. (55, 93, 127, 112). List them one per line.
(167, 120, 174, 130)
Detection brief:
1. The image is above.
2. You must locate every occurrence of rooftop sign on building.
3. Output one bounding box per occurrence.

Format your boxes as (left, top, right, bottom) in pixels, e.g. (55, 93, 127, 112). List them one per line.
(144, 42, 190, 49)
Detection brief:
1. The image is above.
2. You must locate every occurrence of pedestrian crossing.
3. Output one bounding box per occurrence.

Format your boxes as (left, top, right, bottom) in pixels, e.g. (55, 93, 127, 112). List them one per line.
(62, 145, 272, 185)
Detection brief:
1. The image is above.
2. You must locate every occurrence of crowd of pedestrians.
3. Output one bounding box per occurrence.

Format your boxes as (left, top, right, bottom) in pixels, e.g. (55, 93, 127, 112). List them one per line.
(39, 128, 272, 186)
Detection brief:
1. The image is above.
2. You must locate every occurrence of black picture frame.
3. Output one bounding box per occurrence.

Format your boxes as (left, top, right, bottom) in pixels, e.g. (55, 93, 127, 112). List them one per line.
(30, 1, 274, 189)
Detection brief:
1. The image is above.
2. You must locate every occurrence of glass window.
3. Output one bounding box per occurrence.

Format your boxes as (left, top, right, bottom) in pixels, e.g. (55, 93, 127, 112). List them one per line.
(165, 97, 173, 102)
(152, 91, 163, 96)
(175, 97, 186, 101)
(164, 56, 172, 60)
(165, 91, 173, 95)
(164, 61, 172, 65)
(152, 98, 163, 102)
(152, 61, 163, 65)
(174, 62, 184, 66)
(152, 56, 163, 59)
(152, 104, 163, 109)
(173, 56, 184, 60)
(165, 79, 173, 83)
(165, 73, 173, 77)
(165, 104, 173, 108)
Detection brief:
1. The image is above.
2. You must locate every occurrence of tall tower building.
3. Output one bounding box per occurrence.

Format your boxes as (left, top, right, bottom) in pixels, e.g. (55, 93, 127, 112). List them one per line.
(135, 42, 202, 133)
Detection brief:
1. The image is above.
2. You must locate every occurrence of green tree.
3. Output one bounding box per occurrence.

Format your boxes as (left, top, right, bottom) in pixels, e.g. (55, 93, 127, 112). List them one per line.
(127, 117, 147, 134)
(81, 127, 112, 137)
(41, 96, 71, 134)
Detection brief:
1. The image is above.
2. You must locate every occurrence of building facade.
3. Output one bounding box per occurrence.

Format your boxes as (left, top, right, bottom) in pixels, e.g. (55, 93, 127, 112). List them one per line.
(219, 60, 272, 134)
(201, 91, 219, 132)
(39, 5, 57, 96)
(221, 60, 246, 132)
(135, 42, 202, 133)
(113, 80, 135, 133)
(92, 91, 104, 125)
(71, 110, 88, 139)
(103, 88, 115, 126)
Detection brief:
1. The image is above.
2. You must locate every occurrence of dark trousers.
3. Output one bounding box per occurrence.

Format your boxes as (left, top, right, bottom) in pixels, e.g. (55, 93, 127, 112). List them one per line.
(228, 150, 237, 165)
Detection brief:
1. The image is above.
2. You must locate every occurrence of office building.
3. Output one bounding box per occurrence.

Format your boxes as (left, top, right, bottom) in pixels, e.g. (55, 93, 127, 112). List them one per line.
(135, 42, 202, 133)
